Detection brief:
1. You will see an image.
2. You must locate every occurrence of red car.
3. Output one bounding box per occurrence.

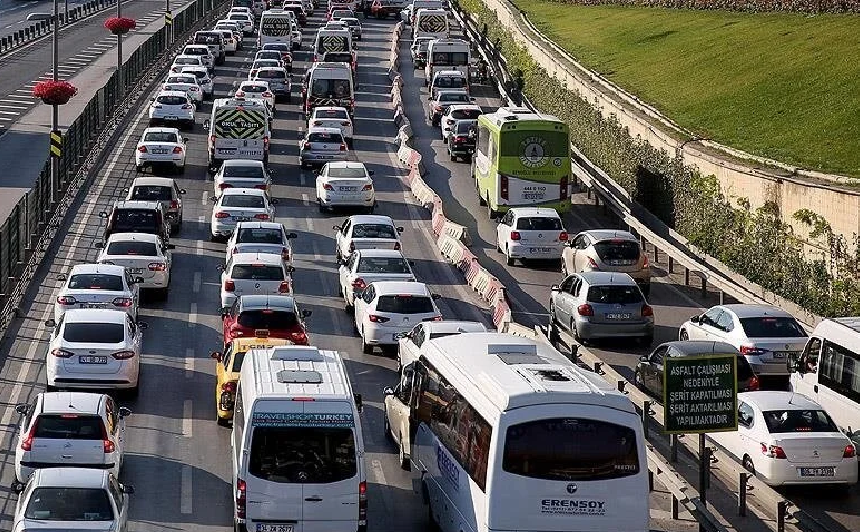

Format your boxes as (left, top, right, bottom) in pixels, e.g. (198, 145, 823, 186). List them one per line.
(222, 294, 312, 346)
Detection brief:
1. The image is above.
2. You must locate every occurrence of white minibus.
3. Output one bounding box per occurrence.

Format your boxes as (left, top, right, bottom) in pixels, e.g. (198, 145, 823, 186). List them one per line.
(424, 38, 470, 85)
(413, 8, 449, 41)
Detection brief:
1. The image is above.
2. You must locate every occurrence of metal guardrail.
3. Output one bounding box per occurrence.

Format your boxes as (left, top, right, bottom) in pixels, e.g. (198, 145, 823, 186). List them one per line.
(0, 0, 227, 336)
(0, 0, 118, 57)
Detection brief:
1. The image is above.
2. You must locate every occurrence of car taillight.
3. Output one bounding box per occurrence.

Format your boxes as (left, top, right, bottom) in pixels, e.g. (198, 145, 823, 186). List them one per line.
(352, 278, 366, 290)
(173, 146, 183, 154)
(433, 105, 442, 112)
(348, 242, 355, 253)
(362, 184, 373, 191)
(219, 183, 233, 190)
(181, 104, 194, 109)
(560, 175, 569, 200)
(453, 136, 467, 143)
(358, 480, 367, 525)
(264, 137, 270, 148)
(393, 242, 401, 250)
(500, 174, 509, 200)
(254, 213, 270, 220)
(236, 90, 245, 97)
(641, 304, 654, 317)
(369, 315, 390, 323)
(761, 443, 787, 459)
(281, 247, 291, 261)
(222, 381, 236, 393)
(291, 331, 308, 344)
(215, 211, 230, 218)
(278, 281, 291, 293)
(643, 254, 650, 269)
(20, 422, 37, 451)
(587, 257, 599, 269)
(224, 280, 235, 292)
(748, 375, 760, 391)
(169, 199, 179, 209)
(57, 295, 77, 305)
(112, 297, 133, 308)
(510, 231, 521, 241)
(137, 146, 147, 153)
(51, 348, 74, 358)
(262, 91, 273, 97)
(340, 143, 347, 151)
(323, 183, 334, 190)
(303, 141, 312, 149)
(341, 121, 351, 127)
(148, 263, 167, 271)
(559, 232, 568, 242)
(843, 444, 856, 459)
(103, 439, 116, 453)
(235, 478, 246, 519)
(740, 345, 767, 356)
(112, 350, 136, 360)
(577, 304, 594, 317)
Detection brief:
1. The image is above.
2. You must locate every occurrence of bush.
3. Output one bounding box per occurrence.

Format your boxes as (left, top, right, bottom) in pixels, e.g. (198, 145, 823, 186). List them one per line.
(533, 0, 860, 14)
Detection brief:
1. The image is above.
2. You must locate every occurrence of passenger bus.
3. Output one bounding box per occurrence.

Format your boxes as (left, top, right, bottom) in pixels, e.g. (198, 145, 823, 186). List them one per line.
(386, 332, 649, 532)
(474, 110, 571, 218)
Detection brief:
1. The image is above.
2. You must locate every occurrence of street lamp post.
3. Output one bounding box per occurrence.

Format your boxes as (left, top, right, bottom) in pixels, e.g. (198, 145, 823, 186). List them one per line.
(50, 0, 59, 204)
(116, 0, 123, 99)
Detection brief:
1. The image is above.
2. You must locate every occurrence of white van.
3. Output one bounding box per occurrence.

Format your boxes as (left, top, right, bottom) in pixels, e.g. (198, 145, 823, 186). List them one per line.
(788, 317, 860, 444)
(232, 345, 367, 532)
(313, 28, 353, 63)
(413, 8, 449, 41)
(259, 9, 296, 47)
(303, 61, 355, 119)
(424, 38, 470, 85)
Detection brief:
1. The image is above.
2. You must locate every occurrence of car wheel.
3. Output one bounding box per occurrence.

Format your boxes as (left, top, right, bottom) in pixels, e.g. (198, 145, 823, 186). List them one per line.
(216, 416, 230, 427)
(399, 434, 411, 471)
(361, 338, 373, 355)
(742, 455, 756, 475)
(317, 199, 325, 213)
(383, 414, 393, 441)
(505, 246, 514, 266)
(679, 329, 689, 341)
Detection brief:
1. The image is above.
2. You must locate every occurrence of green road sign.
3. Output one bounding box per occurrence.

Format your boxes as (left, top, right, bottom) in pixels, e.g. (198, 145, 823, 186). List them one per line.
(663, 353, 738, 434)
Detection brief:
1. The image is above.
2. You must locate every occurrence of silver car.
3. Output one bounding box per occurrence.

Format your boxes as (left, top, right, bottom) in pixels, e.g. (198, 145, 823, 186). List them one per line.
(125, 176, 186, 230)
(250, 67, 291, 103)
(562, 229, 651, 296)
(549, 271, 654, 345)
(300, 126, 350, 168)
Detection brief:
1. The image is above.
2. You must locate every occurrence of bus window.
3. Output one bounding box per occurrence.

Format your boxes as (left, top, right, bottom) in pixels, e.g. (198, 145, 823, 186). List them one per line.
(477, 125, 490, 158)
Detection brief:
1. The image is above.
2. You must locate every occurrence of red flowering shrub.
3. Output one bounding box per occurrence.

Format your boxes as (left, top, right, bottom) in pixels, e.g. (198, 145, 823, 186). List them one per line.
(104, 16, 136, 35)
(32, 80, 78, 105)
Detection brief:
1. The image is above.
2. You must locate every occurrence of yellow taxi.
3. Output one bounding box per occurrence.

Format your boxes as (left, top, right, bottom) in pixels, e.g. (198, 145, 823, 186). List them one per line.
(211, 335, 293, 425)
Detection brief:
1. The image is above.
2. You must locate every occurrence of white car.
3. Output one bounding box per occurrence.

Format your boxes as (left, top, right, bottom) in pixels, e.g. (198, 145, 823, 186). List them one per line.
(678, 304, 808, 376)
(10, 469, 134, 531)
(226, 11, 254, 34)
(135, 127, 187, 174)
(170, 54, 206, 73)
(333, 214, 404, 263)
(226, 221, 297, 266)
(236, 80, 276, 111)
(54, 264, 139, 321)
(14, 392, 131, 482)
(309, 106, 353, 146)
(440, 104, 483, 143)
(249, 66, 290, 102)
(291, 27, 302, 49)
(354, 281, 442, 355)
(180, 66, 214, 98)
(44, 309, 146, 395)
(181, 44, 215, 70)
(162, 74, 203, 103)
(396, 321, 489, 370)
(97, 233, 174, 298)
(249, 58, 284, 78)
(213, 159, 273, 197)
(316, 161, 375, 213)
(210, 187, 277, 241)
(338, 249, 414, 309)
(213, 27, 239, 53)
(495, 207, 568, 266)
(219, 252, 294, 309)
(709, 391, 858, 487)
(147, 92, 195, 130)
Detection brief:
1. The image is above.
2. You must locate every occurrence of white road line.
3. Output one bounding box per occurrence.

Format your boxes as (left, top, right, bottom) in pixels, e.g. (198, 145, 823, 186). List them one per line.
(301, 193, 309, 206)
(182, 399, 193, 437)
(1, 96, 35, 103)
(192, 271, 201, 293)
(188, 302, 197, 327)
(306, 216, 314, 232)
(370, 458, 386, 485)
(0, 110, 20, 115)
(185, 348, 194, 378)
(311, 239, 323, 262)
(201, 190, 209, 205)
(180, 465, 193, 514)
(299, 172, 306, 186)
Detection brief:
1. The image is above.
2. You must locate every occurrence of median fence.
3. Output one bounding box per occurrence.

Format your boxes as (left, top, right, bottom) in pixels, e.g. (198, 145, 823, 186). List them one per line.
(0, 0, 228, 335)
(0, 0, 119, 56)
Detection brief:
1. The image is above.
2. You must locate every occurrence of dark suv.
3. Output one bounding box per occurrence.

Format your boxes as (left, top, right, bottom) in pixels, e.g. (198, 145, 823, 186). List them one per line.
(100, 200, 170, 244)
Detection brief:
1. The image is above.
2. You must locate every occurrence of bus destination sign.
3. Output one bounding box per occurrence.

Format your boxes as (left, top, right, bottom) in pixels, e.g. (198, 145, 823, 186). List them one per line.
(663, 354, 738, 434)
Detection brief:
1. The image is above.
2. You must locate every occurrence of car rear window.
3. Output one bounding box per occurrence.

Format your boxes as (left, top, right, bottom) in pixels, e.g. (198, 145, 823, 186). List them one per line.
(376, 295, 433, 314)
(223, 165, 263, 178)
(309, 131, 344, 143)
(256, 70, 285, 79)
(174, 57, 197, 65)
(221, 195, 265, 208)
(455, 120, 477, 135)
(253, 60, 280, 69)
(357, 257, 410, 274)
(33, 414, 105, 439)
(739, 316, 807, 338)
(231, 264, 284, 280)
(130, 185, 172, 201)
(25, 488, 114, 521)
(167, 76, 196, 85)
(451, 109, 481, 120)
(439, 92, 469, 102)
(241, 84, 267, 93)
(323, 52, 352, 62)
(68, 274, 124, 291)
(594, 240, 640, 261)
(515, 216, 562, 231)
(352, 224, 395, 239)
(144, 130, 179, 142)
(327, 166, 366, 178)
(186, 70, 207, 80)
(435, 77, 467, 89)
(237, 309, 298, 329)
(249, 426, 357, 483)
(63, 323, 125, 343)
(317, 109, 349, 120)
(762, 409, 839, 433)
(256, 51, 281, 60)
(586, 285, 643, 305)
(106, 241, 158, 256)
(111, 209, 159, 232)
(184, 47, 207, 55)
(237, 228, 283, 244)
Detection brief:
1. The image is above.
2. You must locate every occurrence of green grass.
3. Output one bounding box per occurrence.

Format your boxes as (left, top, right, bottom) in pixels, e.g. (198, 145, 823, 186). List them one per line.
(507, 2, 860, 176)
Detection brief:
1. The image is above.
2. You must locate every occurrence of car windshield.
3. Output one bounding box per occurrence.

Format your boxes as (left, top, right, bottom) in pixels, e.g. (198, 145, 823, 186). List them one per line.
(63, 323, 125, 343)
(221, 195, 265, 208)
(317, 109, 349, 120)
(515, 216, 562, 231)
(256, 70, 285, 79)
(308, 131, 343, 143)
(586, 285, 643, 305)
(231, 264, 284, 280)
(376, 295, 433, 314)
(357, 257, 410, 274)
(327, 166, 365, 177)
(34, 414, 104, 439)
(253, 60, 280, 69)
(431, 51, 469, 65)
(144, 130, 179, 141)
(237, 309, 298, 329)
(68, 274, 124, 291)
(249, 426, 357, 483)
(352, 224, 395, 239)
(762, 409, 839, 433)
(237, 228, 283, 244)
(106, 241, 158, 256)
(593, 239, 641, 261)
(130, 185, 172, 201)
(311, 78, 351, 98)
(223, 165, 264, 178)
(739, 316, 807, 338)
(439, 92, 469, 103)
(111, 210, 159, 232)
(25, 488, 114, 521)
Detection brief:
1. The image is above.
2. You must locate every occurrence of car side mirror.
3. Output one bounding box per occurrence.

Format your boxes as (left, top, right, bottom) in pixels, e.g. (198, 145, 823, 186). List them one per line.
(332, 225, 342, 231)
(15, 404, 28, 416)
(44, 318, 56, 328)
(134, 276, 145, 284)
(286, 233, 297, 239)
(216, 265, 225, 272)
(120, 483, 135, 495)
(210, 351, 223, 362)
(166, 244, 176, 250)
(136, 321, 148, 329)
(368, 170, 375, 176)
(301, 309, 312, 318)
(57, 273, 68, 282)
(638, 355, 649, 363)
(431, 293, 442, 300)
(99, 211, 108, 218)
(285, 265, 295, 273)
(550, 284, 560, 292)
(313, 168, 321, 176)
(10, 480, 25, 494)
(118, 406, 132, 418)
(396, 226, 404, 233)
(690, 315, 700, 324)
(270, 198, 279, 205)
(354, 393, 363, 412)
(383, 386, 394, 396)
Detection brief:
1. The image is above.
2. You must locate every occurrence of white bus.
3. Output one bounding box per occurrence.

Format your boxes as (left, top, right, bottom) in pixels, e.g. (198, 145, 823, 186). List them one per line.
(384, 332, 649, 532)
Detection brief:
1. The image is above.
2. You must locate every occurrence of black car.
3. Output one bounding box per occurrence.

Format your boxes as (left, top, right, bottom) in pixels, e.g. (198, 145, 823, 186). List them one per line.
(100, 200, 170, 244)
(447, 119, 477, 161)
(635, 340, 760, 398)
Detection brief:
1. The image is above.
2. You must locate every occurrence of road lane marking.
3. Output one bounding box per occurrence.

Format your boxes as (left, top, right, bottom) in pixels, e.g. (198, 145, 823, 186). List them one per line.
(183, 399, 193, 437)
(185, 348, 195, 378)
(180, 465, 193, 514)
(301, 192, 309, 206)
(188, 302, 197, 327)
(192, 271, 201, 293)
(201, 190, 209, 205)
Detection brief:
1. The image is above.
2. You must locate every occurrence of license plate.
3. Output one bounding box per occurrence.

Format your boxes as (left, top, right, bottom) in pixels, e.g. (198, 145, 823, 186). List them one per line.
(240, 150, 263, 156)
(799, 467, 835, 477)
(128, 268, 143, 274)
(164, 116, 177, 121)
(152, 149, 168, 154)
(79, 356, 108, 364)
(254, 329, 269, 337)
(256, 525, 293, 532)
(606, 313, 632, 320)
(80, 303, 105, 309)
(340, 186, 358, 192)
(529, 247, 553, 253)
(235, 216, 250, 222)
(772, 351, 789, 358)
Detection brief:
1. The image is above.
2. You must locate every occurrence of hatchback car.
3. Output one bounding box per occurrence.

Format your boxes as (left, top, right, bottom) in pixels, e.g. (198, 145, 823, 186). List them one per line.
(100, 200, 170, 244)
(396, 320, 488, 370)
(10, 468, 134, 531)
(170, 54, 206, 73)
(181, 44, 215, 71)
(549, 272, 654, 345)
(428, 90, 474, 126)
(162, 74, 203, 103)
(54, 264, 139, 321)
(634, 340, 761, 398)
(97, 233, 174, 298)
(562, 229, 651, 296)
(338, 248, 415, 309)
(709, 392, 858, 487)
(333, 214, 404, 263)
(316, 161, 375, 212)
(180, 66, 214, 98)
(300, 126, 350, 168)
(210, 187, 277, 241)
(135, 127, 187, 175)
(213, 159, 273, 197)
(226, 222, 297, 266)
(219, 253, 294, 310)
(147, 92, 195, 130)
(440, 104, 482, 143)
(354, 281, 442, 354)
(447, 118, 477, 161)
(221, 294, 311, 346)
(250, 66, 291, 102)
(14, 392, 131, 482)
(496, 207, 567, 266)
(309, 106, 354, 146)
(679, 304, 808, 376)
(44, 309, 147, 395)
(125, 176, 186, 230)
(236, 80, 276, 112)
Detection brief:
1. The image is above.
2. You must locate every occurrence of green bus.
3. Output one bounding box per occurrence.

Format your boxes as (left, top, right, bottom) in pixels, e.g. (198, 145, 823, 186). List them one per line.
(473, 109, 571, 218)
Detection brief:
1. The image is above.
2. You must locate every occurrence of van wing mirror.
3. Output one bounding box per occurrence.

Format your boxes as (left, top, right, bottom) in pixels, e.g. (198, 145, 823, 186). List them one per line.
(354, 393, 363, 412)
(15, 404, 28, 416)
(786, 352, 802, 373)
(383, 386, 394, 396)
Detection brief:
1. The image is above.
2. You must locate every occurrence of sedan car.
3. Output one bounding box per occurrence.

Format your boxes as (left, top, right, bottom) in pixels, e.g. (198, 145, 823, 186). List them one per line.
(97, 233, 174, 298)
(342, 17, 361, 39)
(309, 106, 354, 146)
(678, 304, 808, 377)
(54, 264, 138, 321)
(135, 127, 187, 175)
(221, 294, 311, 346)
(162, 74, 203, 103)
(44, 309, 146, 394)
(249, 58, 284, 78)
(496, 207, 567, 266)
(181, 44, 215, 71)
(396, 320, 488, 370)
(447, 118, 477, 161)
(210, 187, 276, 241)
(427, 89, 474, 126)
(333, 214, 404, 263)
(354, 281, 442, 354)
(10, 468, 134, 531)
(226, 11, 254, 34)
(226, 221, 297, 266)
(219, 253, 294, 310)
(300, 126, 350, 168)
(213, 159, 273, 197)
(147, 91, 195, 130)
(14, 392, 130, 482)
(180, 66, 214, 99)
(125, 176, 186, 231)
(562, 229, 651, 296)
(250, 67, 290, 103)
(440, 104, 482, 143)
(170, 54, 206, 73)
(708, 392, 858, 486)
(338, 248, 414, 309)
(316, 161, 375, 212)
(236, 80, 276, 111)
(260, 42, 293, 71)
(549, 272, 654, 345)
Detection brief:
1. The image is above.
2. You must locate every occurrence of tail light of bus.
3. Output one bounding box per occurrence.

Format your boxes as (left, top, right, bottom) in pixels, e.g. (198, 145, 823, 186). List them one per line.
(500, 174, 509, 200)
(235, 478, 247, 519)
(358, 480, 367, 525)
(560, 175, 569, 200)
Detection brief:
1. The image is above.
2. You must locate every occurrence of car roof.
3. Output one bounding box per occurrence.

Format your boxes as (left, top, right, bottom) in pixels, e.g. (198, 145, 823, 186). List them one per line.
(113, 200, 162, 210)
(581, 229, 637, 242)
(509, 207, 561, 218)
(132, 176, 175, 187)
(230, 252, 284, 265)
(307, 126, 343, 134)
(448, 104, 481, 112)
(240, 80, 270, 87)
(62, 308, 128, 323)
(257, 66, 286, 71)
(235, 221, 284, 231)
(325, 161, 366, 170)
(41, 392, 103, 414)
(222, 158, 265, 167)
(154, 90, 189, 98)
(577, 271, 637, 286)
(313, 106, 349, 113)
(717, 304, 795, 319)
(221, 187, 266, 196)
(69, 263, 126, 276)
(421, 321, 488, 334)
(33, 467, 109, 488)
(369, 281, 431, 295)
(657, 340, 740, 356)
(142, 126, 181, 134)
(738, 391, 822, 411)
(107, 232, 161, 243)
(348, 214, 395, 225)
(238, 294, 296, 310)
(354, 248, 405, 258)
